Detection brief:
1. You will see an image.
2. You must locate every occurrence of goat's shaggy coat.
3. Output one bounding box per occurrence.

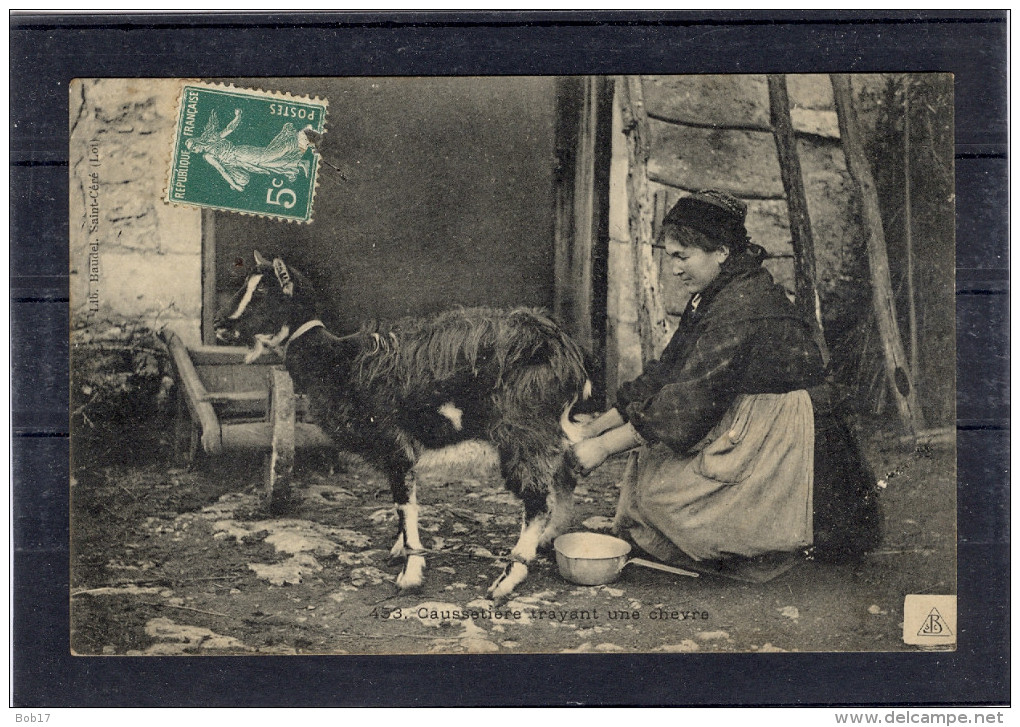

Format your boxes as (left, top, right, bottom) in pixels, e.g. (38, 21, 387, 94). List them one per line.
(215, 253, 590, 599)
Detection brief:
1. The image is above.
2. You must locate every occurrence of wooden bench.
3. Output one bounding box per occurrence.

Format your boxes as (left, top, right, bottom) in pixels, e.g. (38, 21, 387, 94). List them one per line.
(162, 330, 334, 510)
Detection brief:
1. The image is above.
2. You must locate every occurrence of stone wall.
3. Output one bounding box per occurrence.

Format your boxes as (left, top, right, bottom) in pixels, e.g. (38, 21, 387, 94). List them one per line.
(69, 78, 203, 345)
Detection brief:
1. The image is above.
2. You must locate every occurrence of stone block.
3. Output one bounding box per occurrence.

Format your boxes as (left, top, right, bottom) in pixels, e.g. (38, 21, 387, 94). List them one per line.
(786, 75, 835, 111)
(647, 121, 783, 198)
(643, 75, 769, 129)
(790, 108, 839, 139)
(746, 199, 793, 257)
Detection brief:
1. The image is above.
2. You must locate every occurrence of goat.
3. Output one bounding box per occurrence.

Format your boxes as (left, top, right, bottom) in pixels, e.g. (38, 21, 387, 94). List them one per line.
(214, 251, 591, 600)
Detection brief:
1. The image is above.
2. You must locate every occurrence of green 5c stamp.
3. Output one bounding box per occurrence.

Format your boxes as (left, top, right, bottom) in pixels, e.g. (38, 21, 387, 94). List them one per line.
(166, 82, 327, 222)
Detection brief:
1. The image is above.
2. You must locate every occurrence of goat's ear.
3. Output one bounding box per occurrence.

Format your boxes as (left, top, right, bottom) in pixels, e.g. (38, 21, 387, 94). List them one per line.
(253, 250, 269, 267)
(272, 258, 294, 296)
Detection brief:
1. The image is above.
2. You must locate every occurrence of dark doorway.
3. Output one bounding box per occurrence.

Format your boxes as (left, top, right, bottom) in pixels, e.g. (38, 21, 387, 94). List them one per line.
(208, 76, 559, 338)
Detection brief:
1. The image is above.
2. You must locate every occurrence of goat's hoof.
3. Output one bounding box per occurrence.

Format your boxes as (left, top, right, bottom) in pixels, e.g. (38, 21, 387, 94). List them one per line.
(387, 549, 406, 567)
(487, 561, 528, 602)
(395, 553, 425, 591)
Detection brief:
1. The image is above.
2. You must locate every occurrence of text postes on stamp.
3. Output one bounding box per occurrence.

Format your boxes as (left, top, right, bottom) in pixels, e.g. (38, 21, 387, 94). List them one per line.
(166, 83, 327, 222)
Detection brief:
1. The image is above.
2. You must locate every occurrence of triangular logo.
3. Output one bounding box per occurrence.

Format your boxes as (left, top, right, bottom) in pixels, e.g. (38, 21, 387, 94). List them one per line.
(917, 607, 954, 637)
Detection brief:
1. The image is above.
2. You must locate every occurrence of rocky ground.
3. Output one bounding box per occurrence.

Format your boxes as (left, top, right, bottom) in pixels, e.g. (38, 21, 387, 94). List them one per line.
(70, 431, 955, 656)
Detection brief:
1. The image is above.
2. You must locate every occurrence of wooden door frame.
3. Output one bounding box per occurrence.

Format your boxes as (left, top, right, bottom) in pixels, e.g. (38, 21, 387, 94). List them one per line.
(201, 209, 217, 345)
(553, 76, 613, 398)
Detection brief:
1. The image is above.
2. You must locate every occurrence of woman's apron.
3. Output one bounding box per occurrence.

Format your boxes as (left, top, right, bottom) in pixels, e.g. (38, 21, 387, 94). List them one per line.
(615, 390, 814, 562)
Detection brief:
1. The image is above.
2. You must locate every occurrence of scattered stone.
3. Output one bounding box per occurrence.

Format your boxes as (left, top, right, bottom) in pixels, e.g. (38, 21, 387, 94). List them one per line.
(696, 630, 731, 642)
(582, 516, 615, 532)
(248, 553, 322, 586)
(778, 606, 800, 621)
(654, 640, 701, 653)
(74, 585, 161, 597)
(868, 604, 887, 615)
(560, 642, 594, 653)
(462, 638, 500, 654)
(349, 566, 391, 587)
(126, 617, 249, 655)
(595, 643, 626, 652)
(334, 552, 362, 566)
(758, 643, 788, 652)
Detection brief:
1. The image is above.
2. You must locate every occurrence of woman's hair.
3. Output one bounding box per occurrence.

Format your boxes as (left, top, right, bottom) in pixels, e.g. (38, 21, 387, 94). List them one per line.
(660, 189, 750, 254)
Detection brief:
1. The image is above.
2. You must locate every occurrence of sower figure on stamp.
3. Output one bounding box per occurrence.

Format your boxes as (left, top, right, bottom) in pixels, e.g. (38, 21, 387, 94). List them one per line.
(566, 189, 882, 571)
(186, 108, 311, 192)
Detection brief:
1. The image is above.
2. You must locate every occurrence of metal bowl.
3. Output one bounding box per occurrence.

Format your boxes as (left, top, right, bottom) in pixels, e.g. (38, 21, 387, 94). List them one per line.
(553, 532, 632, 585)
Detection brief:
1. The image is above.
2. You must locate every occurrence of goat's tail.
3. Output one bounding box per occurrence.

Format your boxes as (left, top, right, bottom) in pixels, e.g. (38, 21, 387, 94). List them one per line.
(560, 389, 591, 445)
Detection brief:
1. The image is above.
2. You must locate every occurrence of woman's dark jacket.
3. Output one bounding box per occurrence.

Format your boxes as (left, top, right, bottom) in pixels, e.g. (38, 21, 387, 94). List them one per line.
(616, 248, 882, 561)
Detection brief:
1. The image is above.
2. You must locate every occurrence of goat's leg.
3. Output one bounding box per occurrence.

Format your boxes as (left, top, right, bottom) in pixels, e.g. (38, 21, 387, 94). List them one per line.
(488, 487, 549, 603)
(388, 530, 406, 563)
(391, 469, 426, 592)
(537, 458, 576, 550)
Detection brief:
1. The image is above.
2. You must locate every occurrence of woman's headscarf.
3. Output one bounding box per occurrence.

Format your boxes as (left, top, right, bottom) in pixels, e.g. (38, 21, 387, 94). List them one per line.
(661, 189, 750, 252)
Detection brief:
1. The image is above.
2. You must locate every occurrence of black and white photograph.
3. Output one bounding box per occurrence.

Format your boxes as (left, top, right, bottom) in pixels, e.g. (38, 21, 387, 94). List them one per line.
(68, 73, 957, 655)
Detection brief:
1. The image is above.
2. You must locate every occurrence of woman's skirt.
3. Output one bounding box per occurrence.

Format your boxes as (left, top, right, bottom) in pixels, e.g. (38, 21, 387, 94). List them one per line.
(615, 390, 816, 562)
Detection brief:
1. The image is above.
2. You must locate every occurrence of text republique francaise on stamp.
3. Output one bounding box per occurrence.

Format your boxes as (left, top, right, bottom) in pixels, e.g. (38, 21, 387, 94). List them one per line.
(166, 83, 327, 223)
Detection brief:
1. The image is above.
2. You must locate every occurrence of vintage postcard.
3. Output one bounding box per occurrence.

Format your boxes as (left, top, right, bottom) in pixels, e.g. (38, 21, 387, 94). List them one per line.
(69, 74, 956, 656)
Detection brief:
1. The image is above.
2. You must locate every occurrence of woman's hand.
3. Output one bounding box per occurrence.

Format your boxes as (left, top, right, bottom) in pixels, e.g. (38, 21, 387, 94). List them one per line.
(577, 408, 626, 440)
(568, 422, 646, 476)
(569, 438, 610, 476)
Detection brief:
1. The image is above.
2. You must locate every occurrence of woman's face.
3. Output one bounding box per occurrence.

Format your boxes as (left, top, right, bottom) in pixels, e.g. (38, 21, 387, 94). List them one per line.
(664, 230, 729, 296)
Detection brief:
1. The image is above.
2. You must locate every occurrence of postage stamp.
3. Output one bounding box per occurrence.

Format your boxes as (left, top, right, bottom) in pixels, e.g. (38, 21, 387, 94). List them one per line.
(165, 82, 327, 222)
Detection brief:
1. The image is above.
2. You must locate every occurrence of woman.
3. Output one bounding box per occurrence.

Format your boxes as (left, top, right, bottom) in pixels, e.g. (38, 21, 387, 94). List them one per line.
(570, 189, 881, 567)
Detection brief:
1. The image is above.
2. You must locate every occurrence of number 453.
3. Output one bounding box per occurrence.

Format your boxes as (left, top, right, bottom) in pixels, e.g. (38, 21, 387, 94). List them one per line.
(266, 178, 296, 209)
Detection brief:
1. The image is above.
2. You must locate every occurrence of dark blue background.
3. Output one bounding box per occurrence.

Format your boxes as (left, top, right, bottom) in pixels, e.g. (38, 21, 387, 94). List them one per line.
(10, 10, 1009, 707)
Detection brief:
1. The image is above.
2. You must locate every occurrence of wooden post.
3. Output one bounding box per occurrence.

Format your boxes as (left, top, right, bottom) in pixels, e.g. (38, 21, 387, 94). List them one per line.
(201, 208, 217, 346)
(265, 367, 295, 513)
(831, 74, 924, 434)
(903, 78, 919, 385)
(618, 75, 670, 361)
(767, 74, 830, 365)
(553, 77, 611, 352)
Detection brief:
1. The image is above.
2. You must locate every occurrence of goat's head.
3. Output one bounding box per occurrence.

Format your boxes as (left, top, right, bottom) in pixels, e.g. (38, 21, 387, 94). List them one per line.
(213, 250, 317, 358)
